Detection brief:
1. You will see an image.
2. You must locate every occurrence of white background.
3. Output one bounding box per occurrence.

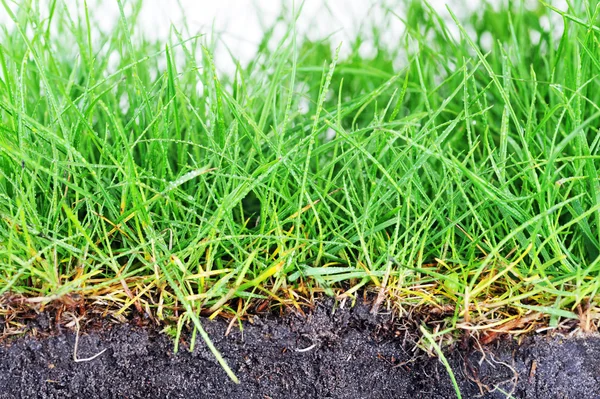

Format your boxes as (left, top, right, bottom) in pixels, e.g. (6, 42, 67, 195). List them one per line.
(0, 1, 565, 74)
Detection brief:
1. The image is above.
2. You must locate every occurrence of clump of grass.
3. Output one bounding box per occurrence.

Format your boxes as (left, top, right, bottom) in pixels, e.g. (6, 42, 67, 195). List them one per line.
(2, 0, 600, 383)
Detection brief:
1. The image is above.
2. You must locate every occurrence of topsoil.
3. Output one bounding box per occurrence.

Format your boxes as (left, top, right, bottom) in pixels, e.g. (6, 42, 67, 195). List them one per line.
(1, 299, 600, 399)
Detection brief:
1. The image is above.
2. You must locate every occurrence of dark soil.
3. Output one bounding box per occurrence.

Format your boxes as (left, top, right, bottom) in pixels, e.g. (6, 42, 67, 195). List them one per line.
(1, 300, 600, 399)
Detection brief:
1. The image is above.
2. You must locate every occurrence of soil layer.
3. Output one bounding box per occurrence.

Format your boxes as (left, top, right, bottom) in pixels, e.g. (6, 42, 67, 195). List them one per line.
(1, 300, 600, 398)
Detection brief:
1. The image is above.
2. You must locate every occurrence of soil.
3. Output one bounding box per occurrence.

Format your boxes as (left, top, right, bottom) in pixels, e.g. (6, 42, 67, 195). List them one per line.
(1, 299, 600, 399)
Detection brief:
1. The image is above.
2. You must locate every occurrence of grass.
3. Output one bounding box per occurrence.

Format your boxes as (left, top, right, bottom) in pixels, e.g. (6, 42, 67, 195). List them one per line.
(2, 0, 600, 384)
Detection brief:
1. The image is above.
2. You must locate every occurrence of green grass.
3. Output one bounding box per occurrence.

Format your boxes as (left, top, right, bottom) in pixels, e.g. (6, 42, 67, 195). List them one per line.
(2, 0, 600, 383)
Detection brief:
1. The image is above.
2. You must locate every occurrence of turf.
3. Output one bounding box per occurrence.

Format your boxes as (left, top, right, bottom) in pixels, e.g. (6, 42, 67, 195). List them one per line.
(1, 0, 600, 383)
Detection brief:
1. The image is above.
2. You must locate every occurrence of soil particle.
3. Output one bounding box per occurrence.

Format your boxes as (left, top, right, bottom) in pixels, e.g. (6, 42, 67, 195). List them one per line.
(1, 300, 599, 398)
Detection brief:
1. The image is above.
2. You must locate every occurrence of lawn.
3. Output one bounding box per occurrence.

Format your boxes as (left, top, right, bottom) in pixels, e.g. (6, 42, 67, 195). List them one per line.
(1, 0, 600, 384)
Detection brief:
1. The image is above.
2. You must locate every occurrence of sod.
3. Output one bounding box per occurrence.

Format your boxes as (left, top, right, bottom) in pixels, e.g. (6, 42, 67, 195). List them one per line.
(1, 0, 600, 391)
